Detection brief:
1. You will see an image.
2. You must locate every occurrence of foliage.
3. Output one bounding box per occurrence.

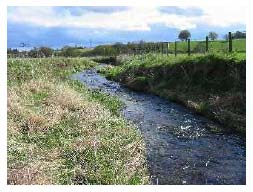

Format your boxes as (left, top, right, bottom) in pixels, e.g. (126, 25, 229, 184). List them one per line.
(232, 31, 246, 39)
(7, 48, 19, 55)
(178, 30, 191, 41)
(224, 31, 246, 40)
(208, 32, 218, 41)
(28, 47, 54, 58)
(58, 46, 85, 57)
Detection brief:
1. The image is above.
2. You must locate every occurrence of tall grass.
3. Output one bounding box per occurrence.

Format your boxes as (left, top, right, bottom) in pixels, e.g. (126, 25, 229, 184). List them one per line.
(8, 57, 149, 184)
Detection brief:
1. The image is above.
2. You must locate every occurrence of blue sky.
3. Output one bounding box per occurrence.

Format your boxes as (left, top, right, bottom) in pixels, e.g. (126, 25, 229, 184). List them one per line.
(7, 6, 246, 48)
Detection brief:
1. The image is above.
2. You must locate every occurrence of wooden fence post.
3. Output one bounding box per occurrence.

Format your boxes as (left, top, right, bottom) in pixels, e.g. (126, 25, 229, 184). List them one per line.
(206, 36, 209, 53)
(188, 39, 191, 56)
(229, 32, 232, 52)
(175, 41, 177, 57)
(166, 42, 169, 56)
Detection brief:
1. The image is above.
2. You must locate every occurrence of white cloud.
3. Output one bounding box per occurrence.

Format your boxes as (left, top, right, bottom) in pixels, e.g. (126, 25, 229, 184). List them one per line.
(196, 6, 246, 27)
(8, 6, 246, 31)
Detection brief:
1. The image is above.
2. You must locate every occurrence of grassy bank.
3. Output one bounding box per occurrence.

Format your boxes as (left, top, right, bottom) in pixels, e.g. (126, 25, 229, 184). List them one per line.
(102, 53, 246, 135)
(8, 57, 149, 184)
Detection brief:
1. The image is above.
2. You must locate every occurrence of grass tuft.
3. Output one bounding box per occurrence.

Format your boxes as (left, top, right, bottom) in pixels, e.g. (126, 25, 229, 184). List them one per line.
(8, 57, 149, 184)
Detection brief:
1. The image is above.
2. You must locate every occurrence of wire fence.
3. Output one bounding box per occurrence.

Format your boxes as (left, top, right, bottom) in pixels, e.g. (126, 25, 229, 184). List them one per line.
(81, 32, 245, 58)
(7, 32, 246, 58)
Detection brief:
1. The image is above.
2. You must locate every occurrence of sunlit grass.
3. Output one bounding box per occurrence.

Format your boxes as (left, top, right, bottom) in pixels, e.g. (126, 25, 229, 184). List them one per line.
(8, 57, 149, 184)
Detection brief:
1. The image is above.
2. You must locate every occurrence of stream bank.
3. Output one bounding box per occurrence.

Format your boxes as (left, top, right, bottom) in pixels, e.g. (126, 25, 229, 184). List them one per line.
(72, 64, 246, 185)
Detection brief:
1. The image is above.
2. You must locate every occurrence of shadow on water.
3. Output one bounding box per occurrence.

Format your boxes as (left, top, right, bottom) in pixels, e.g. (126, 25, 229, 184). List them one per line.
(71, 64, 246, 185)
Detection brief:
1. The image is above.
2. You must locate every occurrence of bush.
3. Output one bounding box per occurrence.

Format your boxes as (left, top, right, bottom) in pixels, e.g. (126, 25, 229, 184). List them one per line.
(59, 47, 83, 57)
(28, 47, 54, 58)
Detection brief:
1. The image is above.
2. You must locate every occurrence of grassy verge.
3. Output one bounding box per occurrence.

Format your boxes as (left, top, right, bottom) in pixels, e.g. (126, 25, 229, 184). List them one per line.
(101, 53, 246, 135)
(8, 57, 149, 185)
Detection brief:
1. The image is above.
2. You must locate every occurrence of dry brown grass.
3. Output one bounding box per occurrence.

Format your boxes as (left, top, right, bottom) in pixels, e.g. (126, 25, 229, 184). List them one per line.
(8, 57, 149, 184)
(8, 164, 53, 185)
(8, 77, 149, 184)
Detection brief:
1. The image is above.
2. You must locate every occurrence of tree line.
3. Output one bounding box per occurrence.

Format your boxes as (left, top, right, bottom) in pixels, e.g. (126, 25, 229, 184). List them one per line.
(178, 30, 246, 41)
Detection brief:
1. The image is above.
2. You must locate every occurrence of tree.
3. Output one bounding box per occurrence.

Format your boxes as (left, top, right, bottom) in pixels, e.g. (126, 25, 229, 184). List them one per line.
(28, 48, 39, 58)
(223, 31, 246, 41)
(39, 47, 54, 57)
(208, 32, 218, 41)
(232, 31, 246, 39)
(28, 47, 54, 58)
(178, 30, 191, 41)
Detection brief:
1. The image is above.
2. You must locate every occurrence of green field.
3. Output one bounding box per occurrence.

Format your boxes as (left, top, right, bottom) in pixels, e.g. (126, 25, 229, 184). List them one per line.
(167, 39, 246, 53)
(7, 57, 149, 184)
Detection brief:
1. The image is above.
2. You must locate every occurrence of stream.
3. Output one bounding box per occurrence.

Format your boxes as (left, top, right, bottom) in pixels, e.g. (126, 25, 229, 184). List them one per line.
(71, 65, 246, 185)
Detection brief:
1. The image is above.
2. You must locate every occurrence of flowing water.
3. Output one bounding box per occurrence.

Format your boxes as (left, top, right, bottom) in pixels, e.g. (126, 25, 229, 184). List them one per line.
(71, 65, 246, 185)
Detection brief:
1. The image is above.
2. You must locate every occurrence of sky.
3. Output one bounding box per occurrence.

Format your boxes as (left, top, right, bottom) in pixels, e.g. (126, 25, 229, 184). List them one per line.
(7, 6, 246, 49)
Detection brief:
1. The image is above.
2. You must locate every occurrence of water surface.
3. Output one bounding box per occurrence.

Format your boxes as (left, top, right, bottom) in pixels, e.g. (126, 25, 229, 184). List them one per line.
(71, 65, 246, 185)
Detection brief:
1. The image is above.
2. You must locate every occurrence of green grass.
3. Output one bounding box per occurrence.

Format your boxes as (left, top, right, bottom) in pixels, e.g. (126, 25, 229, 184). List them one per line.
(102, 53, 246, 135)
(7, 57, 149, 185)
(167, 39, 246, 53)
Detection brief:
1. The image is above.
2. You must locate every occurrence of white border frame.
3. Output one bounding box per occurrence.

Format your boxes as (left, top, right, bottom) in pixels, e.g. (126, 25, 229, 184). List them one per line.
(1, 1, 252, 192)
